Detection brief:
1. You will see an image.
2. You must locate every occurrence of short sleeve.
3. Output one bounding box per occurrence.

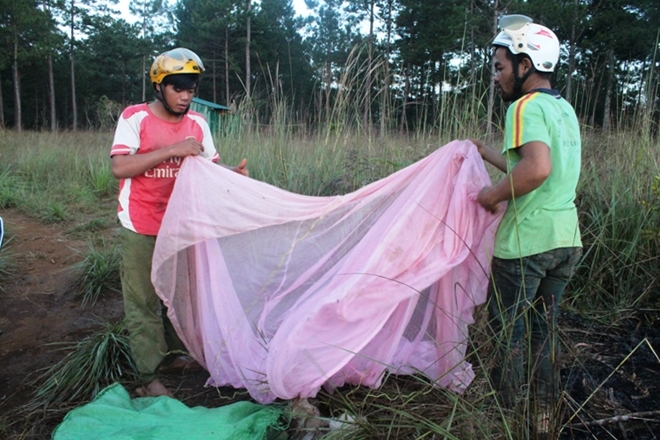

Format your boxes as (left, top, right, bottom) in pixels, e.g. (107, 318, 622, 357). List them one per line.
(200, 119, 220, 163)
(187, 113, 219, 163)
(504, 94, 551, 151)
(110, 107, 144, 157)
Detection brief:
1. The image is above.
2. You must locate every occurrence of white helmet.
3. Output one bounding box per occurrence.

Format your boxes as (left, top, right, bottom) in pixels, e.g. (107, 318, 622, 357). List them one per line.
(493, 15, 560, 72)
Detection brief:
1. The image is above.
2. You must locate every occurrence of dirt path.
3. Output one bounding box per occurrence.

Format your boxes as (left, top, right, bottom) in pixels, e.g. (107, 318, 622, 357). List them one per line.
(0, 210, 123, 413)
(0, 210, 235, 439)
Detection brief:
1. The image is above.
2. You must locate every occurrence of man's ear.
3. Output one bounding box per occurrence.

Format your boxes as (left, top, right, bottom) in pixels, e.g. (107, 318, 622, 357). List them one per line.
(519, 56, 533, 75)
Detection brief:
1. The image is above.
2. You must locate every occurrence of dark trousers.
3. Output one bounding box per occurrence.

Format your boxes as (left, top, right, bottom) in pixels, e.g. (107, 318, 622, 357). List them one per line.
(487, 247, 581, 408)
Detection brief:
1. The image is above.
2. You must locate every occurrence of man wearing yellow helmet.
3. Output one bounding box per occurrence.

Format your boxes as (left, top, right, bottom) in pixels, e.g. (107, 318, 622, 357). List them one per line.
(150, 47, 204, 116)
(471, 16, 582, 434)
(110, 47, 248, 398)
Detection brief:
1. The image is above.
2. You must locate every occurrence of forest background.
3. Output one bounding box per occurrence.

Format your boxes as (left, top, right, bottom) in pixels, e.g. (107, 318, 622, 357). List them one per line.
(1, 0, 659, 135)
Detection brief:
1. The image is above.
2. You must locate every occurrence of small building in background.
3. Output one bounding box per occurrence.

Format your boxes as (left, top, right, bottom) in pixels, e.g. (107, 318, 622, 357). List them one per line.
(190, 97, 231, 134)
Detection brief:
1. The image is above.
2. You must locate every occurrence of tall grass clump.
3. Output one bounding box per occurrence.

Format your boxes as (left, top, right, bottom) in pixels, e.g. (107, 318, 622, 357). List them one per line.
(0, 221, 14, 287)
(647, 175, 660, 241)
(0, 164, 23, 209)
(220, 127, 436, 197)
(568, 128, 660, 318)
(31, 321, 137, 408)
(0, 131, 115, 221)
(72, 238, 121, 307)
(84, 157, 116, 198)
(313, 365, 539, 439)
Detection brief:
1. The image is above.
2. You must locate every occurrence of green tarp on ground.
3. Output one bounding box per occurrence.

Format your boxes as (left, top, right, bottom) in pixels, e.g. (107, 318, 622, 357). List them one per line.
(52, 383, 286, 440)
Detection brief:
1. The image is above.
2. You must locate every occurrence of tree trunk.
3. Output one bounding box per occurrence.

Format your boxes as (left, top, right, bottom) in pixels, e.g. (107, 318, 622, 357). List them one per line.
(399, 63, 409, 132)
(12, 29, 22, 132)
(362, 0, 374, 130)
(121, 63, 126, 105)
(469, 2, 476, 104)
(0, 71, 5, 129)
(48, 53, 56, 131)
(565, 0, 578, 102)
(212, 59, 216, 103)
(380, 0, 393, 134)
(325, 60, 331, 122)
(225, 26, 230, 106)
(140, 12, 147, 103)
(590, 73, 602, 128)
(245, 0, 251, 99)
(141, 55, 146, 102)
(486, 0, 499, 144)
(70, 0, 78, 131)
(602, 48, 614, 132)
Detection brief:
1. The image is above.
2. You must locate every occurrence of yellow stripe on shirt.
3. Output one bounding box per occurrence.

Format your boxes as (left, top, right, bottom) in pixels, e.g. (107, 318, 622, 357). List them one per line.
(511, 92, 539, 147)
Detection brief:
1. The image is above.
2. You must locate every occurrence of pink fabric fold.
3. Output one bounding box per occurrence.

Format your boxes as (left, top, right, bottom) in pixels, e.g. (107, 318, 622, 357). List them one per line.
(152, 139, 502, 404)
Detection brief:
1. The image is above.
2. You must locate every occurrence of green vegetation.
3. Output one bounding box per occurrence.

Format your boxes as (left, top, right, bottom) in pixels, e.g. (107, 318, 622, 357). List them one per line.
(73, 239, 122, 307)
(566, 131, 660, 317)
(0, 131, 116, 221)
(31, 321, 137, 408)
(0, 215, 13, 288)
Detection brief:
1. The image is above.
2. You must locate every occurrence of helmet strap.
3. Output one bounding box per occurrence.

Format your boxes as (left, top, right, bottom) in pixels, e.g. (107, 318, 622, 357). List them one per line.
(512, 55, 536, 100)
(155, 83, 190, 116)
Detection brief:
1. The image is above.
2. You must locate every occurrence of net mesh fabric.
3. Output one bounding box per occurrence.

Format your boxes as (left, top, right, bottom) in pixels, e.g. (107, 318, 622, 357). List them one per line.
(152, 140, 502, 403)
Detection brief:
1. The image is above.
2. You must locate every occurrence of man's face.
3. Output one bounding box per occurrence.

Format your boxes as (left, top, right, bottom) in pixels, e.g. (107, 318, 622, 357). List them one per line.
(492, 47, 518, 103)
(162, 83, 195, 114)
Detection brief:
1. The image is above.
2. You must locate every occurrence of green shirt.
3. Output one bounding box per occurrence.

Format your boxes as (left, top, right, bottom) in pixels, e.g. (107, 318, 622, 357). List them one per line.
(494, 89, 582, 259)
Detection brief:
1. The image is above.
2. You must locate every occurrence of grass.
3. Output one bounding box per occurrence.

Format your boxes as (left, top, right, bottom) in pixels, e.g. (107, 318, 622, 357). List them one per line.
(0, 131, 114, 221)
(0, 164, 21, 209)
(30, 321, 137, 408)
(72, 239, 122, 307)
(566, 131, 660, 318)
(0, 219, 14, 287)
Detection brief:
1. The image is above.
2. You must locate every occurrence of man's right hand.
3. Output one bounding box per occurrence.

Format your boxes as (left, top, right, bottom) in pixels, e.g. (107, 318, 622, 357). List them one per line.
(468, 138, 507, 173)
(469, 138, 487, 158)
(170, 136, 205, 157)
(112, 137, 206, 179)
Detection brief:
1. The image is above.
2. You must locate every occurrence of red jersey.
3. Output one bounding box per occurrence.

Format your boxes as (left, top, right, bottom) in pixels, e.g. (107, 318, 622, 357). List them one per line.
(110, 103, 219, 235)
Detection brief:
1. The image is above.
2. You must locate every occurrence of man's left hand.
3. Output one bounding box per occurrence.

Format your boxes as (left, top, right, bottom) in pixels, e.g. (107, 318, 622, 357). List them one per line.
(234, 158, 249, 177)
(477, 186, 500, 213)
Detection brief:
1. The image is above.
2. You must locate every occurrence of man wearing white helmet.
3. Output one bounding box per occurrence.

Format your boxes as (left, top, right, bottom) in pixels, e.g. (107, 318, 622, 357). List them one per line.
(471, 15, 582, 432)
(111, 47, 248, 398)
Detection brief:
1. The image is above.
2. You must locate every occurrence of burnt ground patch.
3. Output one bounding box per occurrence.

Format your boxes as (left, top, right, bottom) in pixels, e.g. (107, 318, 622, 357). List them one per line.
(559, 312, 660, 439)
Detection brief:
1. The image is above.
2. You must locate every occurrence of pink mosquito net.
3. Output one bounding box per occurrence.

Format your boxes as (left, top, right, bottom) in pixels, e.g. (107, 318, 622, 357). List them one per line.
(152, 139, 502, 404)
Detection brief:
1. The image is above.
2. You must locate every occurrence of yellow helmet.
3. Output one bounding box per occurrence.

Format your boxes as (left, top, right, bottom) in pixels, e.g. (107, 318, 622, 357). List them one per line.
(149, 48, 205, 84)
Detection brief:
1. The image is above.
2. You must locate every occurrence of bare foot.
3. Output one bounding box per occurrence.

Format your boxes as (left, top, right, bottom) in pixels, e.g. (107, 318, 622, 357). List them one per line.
(135, 379, 173, 398)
